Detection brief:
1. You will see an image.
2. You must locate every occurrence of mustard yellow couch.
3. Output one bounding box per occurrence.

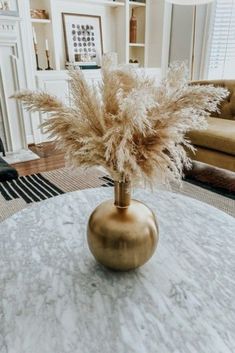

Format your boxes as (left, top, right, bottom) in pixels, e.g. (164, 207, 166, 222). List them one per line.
(188, 80, 235, 172)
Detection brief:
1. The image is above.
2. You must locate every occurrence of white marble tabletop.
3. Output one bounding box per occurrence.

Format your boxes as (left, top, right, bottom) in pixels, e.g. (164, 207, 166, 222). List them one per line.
(0, 188, 235, 353)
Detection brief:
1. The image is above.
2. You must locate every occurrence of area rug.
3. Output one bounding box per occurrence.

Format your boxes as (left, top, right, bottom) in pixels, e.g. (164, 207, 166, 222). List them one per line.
(0, 167, 234, 222)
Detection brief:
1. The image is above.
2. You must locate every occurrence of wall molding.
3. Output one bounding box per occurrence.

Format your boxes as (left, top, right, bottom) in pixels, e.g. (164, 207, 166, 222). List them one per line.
(0, 18, 20, 39)
(0, 16, 28, 151)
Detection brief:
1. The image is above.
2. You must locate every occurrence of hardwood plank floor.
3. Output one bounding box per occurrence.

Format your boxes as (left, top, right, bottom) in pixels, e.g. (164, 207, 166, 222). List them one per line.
(12, 143, 65, 176)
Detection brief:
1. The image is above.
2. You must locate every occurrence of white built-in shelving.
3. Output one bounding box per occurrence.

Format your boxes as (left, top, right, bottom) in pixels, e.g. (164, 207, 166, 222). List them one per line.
(27, 0, 149, 72)
(14, 0, 161, 145)
(128, 0, 148, 67)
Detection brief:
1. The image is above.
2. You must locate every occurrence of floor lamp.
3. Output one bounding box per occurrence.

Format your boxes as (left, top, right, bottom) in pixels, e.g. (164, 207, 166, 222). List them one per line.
(165, 0, 214, 80)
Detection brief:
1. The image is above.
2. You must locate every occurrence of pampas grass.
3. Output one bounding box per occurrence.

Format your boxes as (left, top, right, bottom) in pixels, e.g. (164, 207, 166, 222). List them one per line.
(12, 60, 228, 186)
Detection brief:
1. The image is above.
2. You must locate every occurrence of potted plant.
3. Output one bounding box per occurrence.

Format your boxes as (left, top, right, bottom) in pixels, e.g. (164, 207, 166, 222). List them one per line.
(13, 58, 228, 270)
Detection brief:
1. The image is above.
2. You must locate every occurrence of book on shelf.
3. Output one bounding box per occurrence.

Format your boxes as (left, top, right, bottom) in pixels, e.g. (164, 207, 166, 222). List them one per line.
(65, 61, 100, 70)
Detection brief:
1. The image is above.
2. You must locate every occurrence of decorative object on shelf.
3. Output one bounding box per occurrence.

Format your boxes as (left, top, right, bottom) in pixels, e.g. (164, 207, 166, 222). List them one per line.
(130, 8, 137, 43)
(0, 0, 18, 16)
(65, 61, 100, 70)
(32, 27, 42, 71)
(0, 1, 9, 10)
(45, 39, 53, 70)
(74, 53, 92, 62)
(129, 59, 139, 68)
(12, 59, 228, 271)
(165, 0, 214, 80)
(129, 59, 138, 63)
(30, 9, 49, 19)
(62, 13, 103, 68)
(69, 53, 100, 69)
(129, 59, 139, 67)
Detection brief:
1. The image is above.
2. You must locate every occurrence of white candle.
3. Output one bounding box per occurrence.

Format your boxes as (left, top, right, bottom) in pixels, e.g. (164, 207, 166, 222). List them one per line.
(45, 39, 49, 51)
(33, 27, 37, 44)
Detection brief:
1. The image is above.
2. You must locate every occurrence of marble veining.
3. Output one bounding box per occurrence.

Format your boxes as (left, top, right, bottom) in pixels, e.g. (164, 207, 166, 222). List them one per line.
(0, 188, 235, 353)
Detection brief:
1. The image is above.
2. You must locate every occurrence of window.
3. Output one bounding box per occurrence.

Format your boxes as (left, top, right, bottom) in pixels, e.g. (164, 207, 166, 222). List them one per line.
(207, 0, 235, 79)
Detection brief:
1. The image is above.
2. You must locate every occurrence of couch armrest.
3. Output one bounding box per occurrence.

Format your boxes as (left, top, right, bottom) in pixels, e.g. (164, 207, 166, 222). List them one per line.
(191, 80, 235, 121)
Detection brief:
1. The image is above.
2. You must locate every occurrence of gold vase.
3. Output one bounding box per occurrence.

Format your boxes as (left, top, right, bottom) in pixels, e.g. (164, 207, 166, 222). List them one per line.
(87, 181, 159, 271)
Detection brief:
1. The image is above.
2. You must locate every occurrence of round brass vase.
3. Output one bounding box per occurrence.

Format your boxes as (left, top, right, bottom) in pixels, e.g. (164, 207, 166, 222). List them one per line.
(87, 181, 159, 271)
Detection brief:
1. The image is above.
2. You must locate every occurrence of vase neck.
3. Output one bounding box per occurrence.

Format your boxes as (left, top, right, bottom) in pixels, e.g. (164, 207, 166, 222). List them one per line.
(114, 180, 131, 208)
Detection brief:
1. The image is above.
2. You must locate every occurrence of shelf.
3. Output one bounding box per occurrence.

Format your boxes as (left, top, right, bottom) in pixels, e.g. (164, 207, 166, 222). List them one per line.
(129, 43, 145, 47)
(129, 1, 146, 7)
(73, 0, 125, 7)
(31, 19, 51, 24)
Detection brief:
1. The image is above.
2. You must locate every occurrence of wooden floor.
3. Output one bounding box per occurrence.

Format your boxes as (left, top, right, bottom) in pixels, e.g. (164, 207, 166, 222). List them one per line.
(12, 143, 65, 176)
(12, 143, 235, 193)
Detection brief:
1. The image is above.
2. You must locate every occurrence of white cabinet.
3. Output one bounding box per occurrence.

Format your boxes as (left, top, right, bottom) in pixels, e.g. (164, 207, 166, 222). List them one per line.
(36, 72, 71, 104)
(35, 71, 70, 142)
(35, 69, 102, 142)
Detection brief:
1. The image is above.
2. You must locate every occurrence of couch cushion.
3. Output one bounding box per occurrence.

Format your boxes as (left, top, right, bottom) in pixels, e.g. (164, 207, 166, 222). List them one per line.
(187, 146, 235, 172)
(188, 117, 235, 156)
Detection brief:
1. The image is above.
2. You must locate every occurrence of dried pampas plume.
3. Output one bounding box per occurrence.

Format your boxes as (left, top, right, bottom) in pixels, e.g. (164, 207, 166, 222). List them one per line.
(12, 59, 228, 186)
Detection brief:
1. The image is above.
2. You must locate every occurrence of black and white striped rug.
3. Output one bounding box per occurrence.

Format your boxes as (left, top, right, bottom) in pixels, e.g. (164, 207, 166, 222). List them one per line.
(0, 172, 113, 204)
(0, 168, 114, 220)
(0, 174, 65, 204)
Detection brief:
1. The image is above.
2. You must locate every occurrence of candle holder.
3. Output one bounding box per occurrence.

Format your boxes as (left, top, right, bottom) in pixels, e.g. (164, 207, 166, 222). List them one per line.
(34, 43, 42, 70)
(45, 49, 53, 70)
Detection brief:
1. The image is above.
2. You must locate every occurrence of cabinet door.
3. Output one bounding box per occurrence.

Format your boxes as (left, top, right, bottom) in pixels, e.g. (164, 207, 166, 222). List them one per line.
(36, 75, 70, 142)
(35, 70, 101, 143)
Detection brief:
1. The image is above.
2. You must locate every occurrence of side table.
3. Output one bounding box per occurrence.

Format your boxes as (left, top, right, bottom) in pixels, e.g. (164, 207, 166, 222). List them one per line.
(0, 188, 235, 353)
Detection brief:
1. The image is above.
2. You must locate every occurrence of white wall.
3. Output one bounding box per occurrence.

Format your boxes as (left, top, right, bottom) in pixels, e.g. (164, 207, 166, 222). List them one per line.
(169, 5, 193, 65)
(168, 4, 208, 79)
(148, 0, 165, 68)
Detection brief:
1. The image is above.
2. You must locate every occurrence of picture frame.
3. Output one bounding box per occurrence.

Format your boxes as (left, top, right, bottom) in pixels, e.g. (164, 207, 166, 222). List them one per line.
(62, 13, 103, 66)
(0, 0, 19, 17)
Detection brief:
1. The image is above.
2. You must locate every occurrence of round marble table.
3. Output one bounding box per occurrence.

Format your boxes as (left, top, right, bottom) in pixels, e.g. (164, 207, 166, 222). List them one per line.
(0, 188, 235, 353)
